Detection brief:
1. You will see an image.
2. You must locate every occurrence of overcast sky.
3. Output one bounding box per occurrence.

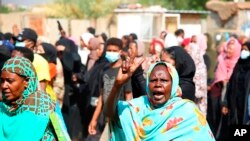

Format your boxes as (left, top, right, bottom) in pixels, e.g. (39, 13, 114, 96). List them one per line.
(2, 0, 52, 7)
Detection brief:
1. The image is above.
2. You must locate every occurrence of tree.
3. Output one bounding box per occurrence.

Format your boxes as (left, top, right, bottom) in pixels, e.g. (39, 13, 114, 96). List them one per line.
(138, 0, 250, 10)
(48, 0, 118, 26)
(38, 0, 119, 28)
(43, 0, 250, 21)
(137, 0, 208, 10)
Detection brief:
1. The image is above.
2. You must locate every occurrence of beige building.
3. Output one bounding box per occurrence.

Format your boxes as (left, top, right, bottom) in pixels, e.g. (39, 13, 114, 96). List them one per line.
(114, 6, 209, 41)
(0, 6, 208, 44)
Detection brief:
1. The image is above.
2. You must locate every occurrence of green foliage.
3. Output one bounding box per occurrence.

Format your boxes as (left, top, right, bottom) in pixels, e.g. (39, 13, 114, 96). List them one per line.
(0, 6, 25, 13)
(52, 0, 250, 19)
(0, 6, 11, 13)
(138, 0, 208, 10)
(54, 0, 118, 19)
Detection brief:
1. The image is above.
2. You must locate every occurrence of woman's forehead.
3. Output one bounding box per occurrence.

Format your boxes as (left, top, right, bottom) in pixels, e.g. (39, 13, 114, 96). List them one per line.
(242, 45, 249, 50)
(1, 70, 22, 78)
(151, 65, 170, 76)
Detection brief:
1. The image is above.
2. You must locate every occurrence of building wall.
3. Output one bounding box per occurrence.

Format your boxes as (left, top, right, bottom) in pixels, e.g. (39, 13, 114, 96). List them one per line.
(0, 12, 26, 33)
(180, 14, 203, 37)
(0, 12, 113, 45)
(45, 18, 69, 44)
(0, 11, 207, 45)
(238, 10, 250, 37)
(206, 11, 247, 37)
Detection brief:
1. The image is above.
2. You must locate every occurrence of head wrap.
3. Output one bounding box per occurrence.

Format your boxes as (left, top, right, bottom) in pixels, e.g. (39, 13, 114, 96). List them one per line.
(196, 34, 207, 56)
(81, 32, 94, 46)
(2, 57, 38, 102)
(110, 63, 214, 141)
(149, 38, 164, 55)
(87, 37, 103, 70)
(146, 62, 181, 99)
(56, 38, 80, 71)
(164, 33, 179, 48)
(162, 46, 195, 100)
(1, 56, 70, 140)
(41, 42, 57, 64)
(242, 41, 250, 50)
(0, 45, 11, 70)
(1, 57, 54, 116)
(213, 37, 241, 85)
(181, 38, 191, 47)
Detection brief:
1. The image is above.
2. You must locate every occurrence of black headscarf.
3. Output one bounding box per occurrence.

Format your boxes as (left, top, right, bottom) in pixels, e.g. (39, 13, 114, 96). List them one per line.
(225, 42, 250, 124)
(162, 46, 196, 101)
(0, 45, 11, 71)
(56, 38, 81, 72)
(83, 41, 109, 98)
(237, 42, 250, 70)
(41, 42, 57, 64)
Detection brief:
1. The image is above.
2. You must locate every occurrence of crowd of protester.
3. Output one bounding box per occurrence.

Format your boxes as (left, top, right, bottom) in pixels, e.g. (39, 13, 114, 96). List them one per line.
(0, 24, 250, 141)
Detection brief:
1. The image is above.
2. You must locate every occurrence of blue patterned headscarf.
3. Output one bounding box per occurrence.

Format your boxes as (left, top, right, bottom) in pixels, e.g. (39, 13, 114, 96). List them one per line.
(109, 62, 215, 141)
(146, 62, 182, 100)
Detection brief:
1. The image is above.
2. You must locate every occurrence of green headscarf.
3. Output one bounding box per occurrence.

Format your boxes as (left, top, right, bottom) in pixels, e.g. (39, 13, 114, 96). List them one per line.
(1, 57, 70, 141)
(2, 56, 38, 102)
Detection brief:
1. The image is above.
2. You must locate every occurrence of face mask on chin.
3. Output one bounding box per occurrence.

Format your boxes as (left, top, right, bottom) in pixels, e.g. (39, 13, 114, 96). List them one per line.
(240, 50, 250, 60)
(105, 52, 120, 63)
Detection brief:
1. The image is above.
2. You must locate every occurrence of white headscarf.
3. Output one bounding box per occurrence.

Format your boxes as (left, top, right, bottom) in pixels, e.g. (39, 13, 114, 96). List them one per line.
(164, 33, 179, 48)
(81, 32, 94, 46)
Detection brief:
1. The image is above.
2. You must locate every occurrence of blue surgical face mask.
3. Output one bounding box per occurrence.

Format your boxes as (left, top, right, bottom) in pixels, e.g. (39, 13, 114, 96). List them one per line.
(105, 51, 120, 63)
(15, 41, 26, 47)
(240, 50, 250, 60)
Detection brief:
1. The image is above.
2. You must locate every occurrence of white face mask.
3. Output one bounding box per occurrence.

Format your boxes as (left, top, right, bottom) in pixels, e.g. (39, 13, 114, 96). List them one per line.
(240, 50, 250, 59)
(15, 41, 26, 47)
(105, 51, 120, 63)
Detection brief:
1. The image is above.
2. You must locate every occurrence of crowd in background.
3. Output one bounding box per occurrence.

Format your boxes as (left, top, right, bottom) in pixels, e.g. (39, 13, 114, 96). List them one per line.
(0, 24, 250, 141)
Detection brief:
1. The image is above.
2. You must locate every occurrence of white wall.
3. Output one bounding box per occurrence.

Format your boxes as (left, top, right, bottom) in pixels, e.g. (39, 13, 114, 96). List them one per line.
(180, 24, 202, 38)
(117, 13, 154, 40)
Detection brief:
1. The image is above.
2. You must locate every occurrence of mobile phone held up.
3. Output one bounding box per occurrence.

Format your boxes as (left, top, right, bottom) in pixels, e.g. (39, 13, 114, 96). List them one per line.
(121, 55, 129, 74)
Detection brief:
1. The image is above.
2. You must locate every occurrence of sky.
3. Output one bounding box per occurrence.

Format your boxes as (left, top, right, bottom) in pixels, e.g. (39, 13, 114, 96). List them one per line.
(2, 0, 52, 7)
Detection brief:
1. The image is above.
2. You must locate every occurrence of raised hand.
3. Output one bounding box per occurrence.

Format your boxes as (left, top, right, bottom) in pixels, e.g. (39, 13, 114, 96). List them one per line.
(105, 56, 145, 119)
(115, 56, 144, 87)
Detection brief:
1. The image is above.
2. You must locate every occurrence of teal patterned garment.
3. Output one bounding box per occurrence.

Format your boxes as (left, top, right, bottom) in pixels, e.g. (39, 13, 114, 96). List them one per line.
(109, 62, 215, 141)
(0, 57, 70, 141)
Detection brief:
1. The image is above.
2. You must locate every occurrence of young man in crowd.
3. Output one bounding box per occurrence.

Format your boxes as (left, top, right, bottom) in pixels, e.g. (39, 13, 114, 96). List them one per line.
(88, 37, 133, 140)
